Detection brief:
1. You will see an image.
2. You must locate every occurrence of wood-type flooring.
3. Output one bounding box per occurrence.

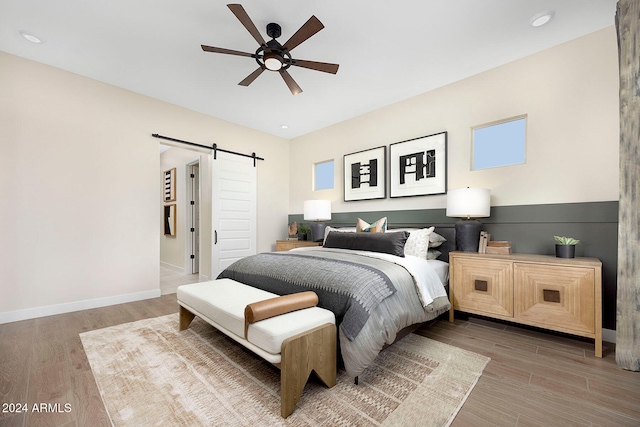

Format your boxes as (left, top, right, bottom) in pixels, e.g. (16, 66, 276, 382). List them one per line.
(1, 285, 638, 426)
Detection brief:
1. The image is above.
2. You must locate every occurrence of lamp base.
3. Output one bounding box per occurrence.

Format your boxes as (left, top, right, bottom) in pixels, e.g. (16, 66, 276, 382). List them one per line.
(455, 219, 483, 252)
(310, 223, 327, 243)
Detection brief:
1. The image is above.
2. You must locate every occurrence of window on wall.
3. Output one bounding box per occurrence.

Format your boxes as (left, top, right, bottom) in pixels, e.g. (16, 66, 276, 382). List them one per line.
(314, 160, 334, 190)
(472, 115, 527, 170)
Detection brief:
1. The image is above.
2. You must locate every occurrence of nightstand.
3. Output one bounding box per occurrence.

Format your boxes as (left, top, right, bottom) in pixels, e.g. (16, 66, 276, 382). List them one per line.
(448, 251, 603, 357)
(276, 240, 322, 251)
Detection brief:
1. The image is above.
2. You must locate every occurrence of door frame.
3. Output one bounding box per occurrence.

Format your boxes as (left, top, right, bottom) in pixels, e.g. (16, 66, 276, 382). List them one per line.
(185, 159, 201, 275)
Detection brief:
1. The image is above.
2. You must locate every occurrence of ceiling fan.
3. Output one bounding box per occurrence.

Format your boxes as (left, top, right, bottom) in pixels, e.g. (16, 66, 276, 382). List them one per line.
(201, 4, 339, 95)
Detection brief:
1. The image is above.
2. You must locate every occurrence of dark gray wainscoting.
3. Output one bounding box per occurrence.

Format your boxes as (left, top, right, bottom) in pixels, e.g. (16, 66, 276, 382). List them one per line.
(289, 201, 619, 330)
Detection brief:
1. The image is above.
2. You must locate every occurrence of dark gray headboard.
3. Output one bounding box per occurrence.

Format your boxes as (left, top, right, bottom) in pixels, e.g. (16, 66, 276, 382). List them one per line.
(433, 227, 456, 263)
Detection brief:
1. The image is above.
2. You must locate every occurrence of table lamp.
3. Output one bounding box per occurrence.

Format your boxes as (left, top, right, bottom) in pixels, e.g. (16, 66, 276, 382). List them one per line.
(303, 200, 332, 242)
(446, 188, 491, 252)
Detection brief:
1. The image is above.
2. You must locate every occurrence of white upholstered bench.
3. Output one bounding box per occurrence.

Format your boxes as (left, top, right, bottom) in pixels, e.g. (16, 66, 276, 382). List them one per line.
(177, 279, 337, 418)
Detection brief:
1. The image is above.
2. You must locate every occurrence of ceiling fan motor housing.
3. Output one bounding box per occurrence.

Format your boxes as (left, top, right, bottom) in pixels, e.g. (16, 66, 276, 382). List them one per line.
(266, 22, 281, 39)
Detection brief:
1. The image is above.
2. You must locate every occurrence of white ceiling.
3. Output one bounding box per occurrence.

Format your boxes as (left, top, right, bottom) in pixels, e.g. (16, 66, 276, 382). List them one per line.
(1, 1, 617, 139)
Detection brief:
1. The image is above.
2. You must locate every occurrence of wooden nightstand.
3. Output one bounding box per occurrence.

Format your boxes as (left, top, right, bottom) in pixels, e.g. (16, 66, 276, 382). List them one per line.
(448, 251, 603, 357)
(276, 240, 322, 251)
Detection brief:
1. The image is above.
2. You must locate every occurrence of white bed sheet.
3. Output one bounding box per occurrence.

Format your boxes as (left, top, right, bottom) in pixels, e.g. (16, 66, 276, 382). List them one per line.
(427, 259, 450, 286)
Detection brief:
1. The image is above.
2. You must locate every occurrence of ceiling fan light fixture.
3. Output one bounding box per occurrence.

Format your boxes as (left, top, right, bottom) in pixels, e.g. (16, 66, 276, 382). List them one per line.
(529, 10, 554, 27)
(264, 54, 283, 71)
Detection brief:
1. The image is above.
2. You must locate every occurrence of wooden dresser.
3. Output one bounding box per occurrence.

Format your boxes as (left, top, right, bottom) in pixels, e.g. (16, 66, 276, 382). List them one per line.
(448, 251, 603, 357)
(276, 240, 322, 251)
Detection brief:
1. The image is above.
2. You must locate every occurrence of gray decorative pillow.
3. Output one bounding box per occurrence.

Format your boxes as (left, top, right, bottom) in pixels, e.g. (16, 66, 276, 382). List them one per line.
(427, 249, 442, 260)
(429, 231, 447, 248)
(324, 231, 409, 257)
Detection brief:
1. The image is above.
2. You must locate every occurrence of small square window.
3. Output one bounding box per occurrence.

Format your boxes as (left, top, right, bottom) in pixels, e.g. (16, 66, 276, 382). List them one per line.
(472, 116, 526, 170)
(314, 160, 334, 190)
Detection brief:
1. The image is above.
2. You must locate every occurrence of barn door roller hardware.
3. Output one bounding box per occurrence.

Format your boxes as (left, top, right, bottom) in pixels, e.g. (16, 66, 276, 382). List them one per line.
(152, 134, 264, 166)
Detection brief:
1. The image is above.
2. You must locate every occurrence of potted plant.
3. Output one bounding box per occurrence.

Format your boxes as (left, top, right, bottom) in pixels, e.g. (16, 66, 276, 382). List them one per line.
(298, 225, 311, 241)
(554, 235, 580, 258)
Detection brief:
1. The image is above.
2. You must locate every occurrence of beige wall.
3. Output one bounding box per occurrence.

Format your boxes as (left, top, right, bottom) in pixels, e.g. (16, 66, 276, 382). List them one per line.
(289, 27, 619, 216)
(0, 51, 289, 320)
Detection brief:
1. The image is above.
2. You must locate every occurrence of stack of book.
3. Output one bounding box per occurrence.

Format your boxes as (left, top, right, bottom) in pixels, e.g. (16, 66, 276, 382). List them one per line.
(478, 231, 512, 254)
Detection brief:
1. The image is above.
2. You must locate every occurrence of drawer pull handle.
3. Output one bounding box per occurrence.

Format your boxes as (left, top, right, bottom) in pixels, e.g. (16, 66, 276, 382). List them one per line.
(474, 280, 488, 292)
(543, 289, 561, 303)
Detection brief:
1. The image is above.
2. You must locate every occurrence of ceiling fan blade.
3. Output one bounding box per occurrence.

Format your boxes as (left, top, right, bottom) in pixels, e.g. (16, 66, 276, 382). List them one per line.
(280, 70, 302, 95)
(282, 15, 324, 52)
(291, 59, 339, 74)
(201, 45, 254, 57)
(238, 68, 265, 86)
(227, 4, 266, 46)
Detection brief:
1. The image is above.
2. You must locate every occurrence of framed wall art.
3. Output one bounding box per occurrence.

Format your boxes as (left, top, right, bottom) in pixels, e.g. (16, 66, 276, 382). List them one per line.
(389, 132, 447, 198)
(164, 168, 176, 202)
(343, 146, 386, 201)
(164, 204, 176, 236)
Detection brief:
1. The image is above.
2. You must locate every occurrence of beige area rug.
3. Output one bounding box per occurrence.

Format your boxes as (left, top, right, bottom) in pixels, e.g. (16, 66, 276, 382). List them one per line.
(80, 314, 489, 427)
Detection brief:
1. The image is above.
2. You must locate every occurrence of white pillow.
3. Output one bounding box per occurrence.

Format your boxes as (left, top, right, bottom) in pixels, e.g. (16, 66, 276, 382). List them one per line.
(403, 227, 434, 259)
(323, 226, 357, 243)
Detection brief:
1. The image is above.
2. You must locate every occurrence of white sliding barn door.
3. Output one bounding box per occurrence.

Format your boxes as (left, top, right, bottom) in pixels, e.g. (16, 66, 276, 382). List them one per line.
(211, 151, 257, 278)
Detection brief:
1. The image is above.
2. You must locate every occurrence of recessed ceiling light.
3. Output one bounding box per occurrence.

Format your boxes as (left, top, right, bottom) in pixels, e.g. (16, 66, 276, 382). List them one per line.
(530, 11, 554, 27)
(281, 125, 289, 129)
(19, 30, 43, 43)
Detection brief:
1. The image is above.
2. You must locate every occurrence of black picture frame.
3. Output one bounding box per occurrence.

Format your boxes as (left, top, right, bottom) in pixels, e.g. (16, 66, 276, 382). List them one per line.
(164, 204, 176, 236)
(343, 146, 386, 201)
(389, 132, 447, 198)
(164, 168, 176, 202)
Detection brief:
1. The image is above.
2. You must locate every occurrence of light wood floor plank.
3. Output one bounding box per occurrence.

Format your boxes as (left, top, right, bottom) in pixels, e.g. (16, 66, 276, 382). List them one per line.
(69, 371, 110, 427)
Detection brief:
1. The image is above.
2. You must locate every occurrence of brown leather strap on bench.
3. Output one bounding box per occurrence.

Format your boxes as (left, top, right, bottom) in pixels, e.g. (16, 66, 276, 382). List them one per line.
(244, 291, 319, 339)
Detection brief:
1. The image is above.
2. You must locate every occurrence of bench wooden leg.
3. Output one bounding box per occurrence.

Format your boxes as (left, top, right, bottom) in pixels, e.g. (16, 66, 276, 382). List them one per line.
(280, 323, 336, 418)
(179, 305, 196, 331)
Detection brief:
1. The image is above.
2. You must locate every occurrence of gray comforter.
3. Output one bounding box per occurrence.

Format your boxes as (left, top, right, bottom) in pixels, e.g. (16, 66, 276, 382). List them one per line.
(219, 247, 450, 378)
(218, 251, 397, 341)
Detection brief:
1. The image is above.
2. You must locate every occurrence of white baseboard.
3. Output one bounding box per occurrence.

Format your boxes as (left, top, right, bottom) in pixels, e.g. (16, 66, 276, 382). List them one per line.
(602, 328, 616, 344)
(160, 261, 184, 273)
(161, 274, 210, 296)
(161, 284, 179, 295)
(0, 289, 162, 325)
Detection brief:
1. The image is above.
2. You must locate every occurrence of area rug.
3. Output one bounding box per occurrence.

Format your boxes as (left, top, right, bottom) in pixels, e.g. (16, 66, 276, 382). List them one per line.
(80, 314, 489, 426)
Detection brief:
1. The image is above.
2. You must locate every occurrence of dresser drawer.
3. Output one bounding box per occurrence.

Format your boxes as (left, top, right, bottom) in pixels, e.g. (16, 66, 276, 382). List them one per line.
(514, 263, 595, 334)
(451, 257, 513, 318)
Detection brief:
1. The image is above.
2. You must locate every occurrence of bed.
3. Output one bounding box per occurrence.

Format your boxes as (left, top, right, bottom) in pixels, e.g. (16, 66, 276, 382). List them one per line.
(217, 225, 455, 379)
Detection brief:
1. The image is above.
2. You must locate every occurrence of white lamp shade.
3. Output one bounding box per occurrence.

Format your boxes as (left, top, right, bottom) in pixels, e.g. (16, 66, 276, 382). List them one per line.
(303, 200, 331, 221)
(446, 188, 491, 218)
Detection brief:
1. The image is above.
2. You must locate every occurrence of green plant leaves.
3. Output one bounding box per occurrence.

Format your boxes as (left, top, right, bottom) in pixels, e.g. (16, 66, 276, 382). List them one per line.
(554, 235, 580, 245)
